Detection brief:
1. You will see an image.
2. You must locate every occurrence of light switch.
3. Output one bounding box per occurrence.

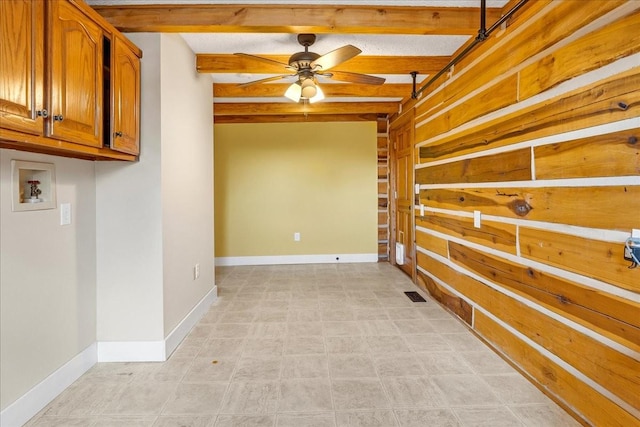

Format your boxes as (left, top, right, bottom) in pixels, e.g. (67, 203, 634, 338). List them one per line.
(473, 210, 481, 228)
(60, 203, 71, 225)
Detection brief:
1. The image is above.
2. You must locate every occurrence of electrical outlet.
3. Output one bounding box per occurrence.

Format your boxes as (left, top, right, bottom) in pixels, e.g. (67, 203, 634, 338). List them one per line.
(194, 263, 200, 280)
(294, 232, 301, 242)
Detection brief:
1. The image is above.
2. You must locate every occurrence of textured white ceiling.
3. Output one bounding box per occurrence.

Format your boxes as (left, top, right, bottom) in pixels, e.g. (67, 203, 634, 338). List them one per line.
(181, 33, 471, 56)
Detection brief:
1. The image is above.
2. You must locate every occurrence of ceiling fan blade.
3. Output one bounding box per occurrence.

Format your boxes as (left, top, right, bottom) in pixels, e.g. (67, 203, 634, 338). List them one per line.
(238, 75, 293, 87)
(311, 45, 361, 71)
(321, 70, 386, 85)
(234, 52, 291, 68)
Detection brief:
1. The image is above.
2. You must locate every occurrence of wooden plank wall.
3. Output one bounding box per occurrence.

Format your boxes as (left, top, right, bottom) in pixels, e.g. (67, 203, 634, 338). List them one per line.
(378, 115, 390, 261)
(405, 1, 640, 425)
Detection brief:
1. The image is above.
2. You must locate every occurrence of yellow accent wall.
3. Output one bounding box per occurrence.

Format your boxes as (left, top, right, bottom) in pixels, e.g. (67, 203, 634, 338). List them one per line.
(214, 121, 377, 258)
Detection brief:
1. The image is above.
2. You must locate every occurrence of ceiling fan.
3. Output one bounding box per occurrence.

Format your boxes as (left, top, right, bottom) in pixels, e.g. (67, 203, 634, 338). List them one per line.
(235, 34, 386, 103)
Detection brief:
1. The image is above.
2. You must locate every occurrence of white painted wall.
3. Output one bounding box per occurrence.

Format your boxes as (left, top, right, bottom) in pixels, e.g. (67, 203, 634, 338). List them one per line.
(96, 34, 165, 343)
(159, 34, 214, 335)
(96, 33, 215, 348)
(0, 149, 97, 410)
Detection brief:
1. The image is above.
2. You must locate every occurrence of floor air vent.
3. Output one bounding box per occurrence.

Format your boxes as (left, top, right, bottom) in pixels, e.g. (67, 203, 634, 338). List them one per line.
(404, 291, 427, 302)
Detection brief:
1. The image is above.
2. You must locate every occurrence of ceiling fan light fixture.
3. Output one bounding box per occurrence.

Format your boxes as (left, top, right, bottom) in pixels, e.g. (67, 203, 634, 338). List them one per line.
(300, 78, 317, 99)
(284, 81, 302, 102)
(309, 83, 325, 104)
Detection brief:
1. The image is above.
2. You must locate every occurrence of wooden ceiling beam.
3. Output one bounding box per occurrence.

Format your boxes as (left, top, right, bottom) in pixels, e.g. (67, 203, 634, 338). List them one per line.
(214, 102, 399, 116)
(197, 54, 451, 76)
(214, 83, 412, 98)
(215, 113, 380, 124)
(91, 5, 502, 35)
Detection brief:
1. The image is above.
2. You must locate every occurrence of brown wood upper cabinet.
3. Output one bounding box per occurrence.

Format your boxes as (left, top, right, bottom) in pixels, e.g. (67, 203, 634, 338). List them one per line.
(0, 0, 44, 136)
(48, 0, 103, 147)
(111, 35, 140, 155)
(0, 0, 141, 160)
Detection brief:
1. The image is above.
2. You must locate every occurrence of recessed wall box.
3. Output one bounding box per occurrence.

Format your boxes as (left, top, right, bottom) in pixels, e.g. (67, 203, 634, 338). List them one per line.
(11, 160, 56, 212)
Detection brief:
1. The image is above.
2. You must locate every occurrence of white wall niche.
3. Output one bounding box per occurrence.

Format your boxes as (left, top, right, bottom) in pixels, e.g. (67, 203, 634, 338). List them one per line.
(11, 160, 56, 211)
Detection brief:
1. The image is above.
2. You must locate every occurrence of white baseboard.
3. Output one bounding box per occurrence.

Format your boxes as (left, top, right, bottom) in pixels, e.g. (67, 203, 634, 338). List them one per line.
(165, 285, 217, 358)
(215, 253, 379, 266)
(97, 340, 166, 362)
(97, 285, 218, 362)
(0, 343, 97, 427)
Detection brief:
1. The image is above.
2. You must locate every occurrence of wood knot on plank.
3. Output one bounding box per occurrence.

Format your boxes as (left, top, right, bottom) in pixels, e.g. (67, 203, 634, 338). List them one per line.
(628, 136, 638, 145)
(542, 366, 557, 382)
(508, 199, 532, 216)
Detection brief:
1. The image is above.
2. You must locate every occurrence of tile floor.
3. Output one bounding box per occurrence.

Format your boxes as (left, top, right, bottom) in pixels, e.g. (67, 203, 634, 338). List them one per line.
(27, 263, 581, 426)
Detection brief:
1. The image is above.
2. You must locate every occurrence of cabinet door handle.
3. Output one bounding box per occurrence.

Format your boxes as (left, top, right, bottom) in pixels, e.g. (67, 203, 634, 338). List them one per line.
(114, 131, 123, 138)
(53, 114, 64, 122)
(36, 109, 49, 118)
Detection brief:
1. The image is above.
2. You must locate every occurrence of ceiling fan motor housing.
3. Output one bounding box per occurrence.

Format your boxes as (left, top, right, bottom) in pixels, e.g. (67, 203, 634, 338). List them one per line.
(289, 51, 321, 70)
(290, 34, 320, 71)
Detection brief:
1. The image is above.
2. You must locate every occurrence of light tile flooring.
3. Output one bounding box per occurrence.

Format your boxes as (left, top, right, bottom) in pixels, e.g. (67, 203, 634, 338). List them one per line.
(27, 263, 580, 426)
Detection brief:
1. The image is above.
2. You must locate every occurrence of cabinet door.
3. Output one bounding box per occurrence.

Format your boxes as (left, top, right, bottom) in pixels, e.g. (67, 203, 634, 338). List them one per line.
(0, 0, 44, 135)
(48, 0, 102, 147)
(111, 36, 140, 155)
